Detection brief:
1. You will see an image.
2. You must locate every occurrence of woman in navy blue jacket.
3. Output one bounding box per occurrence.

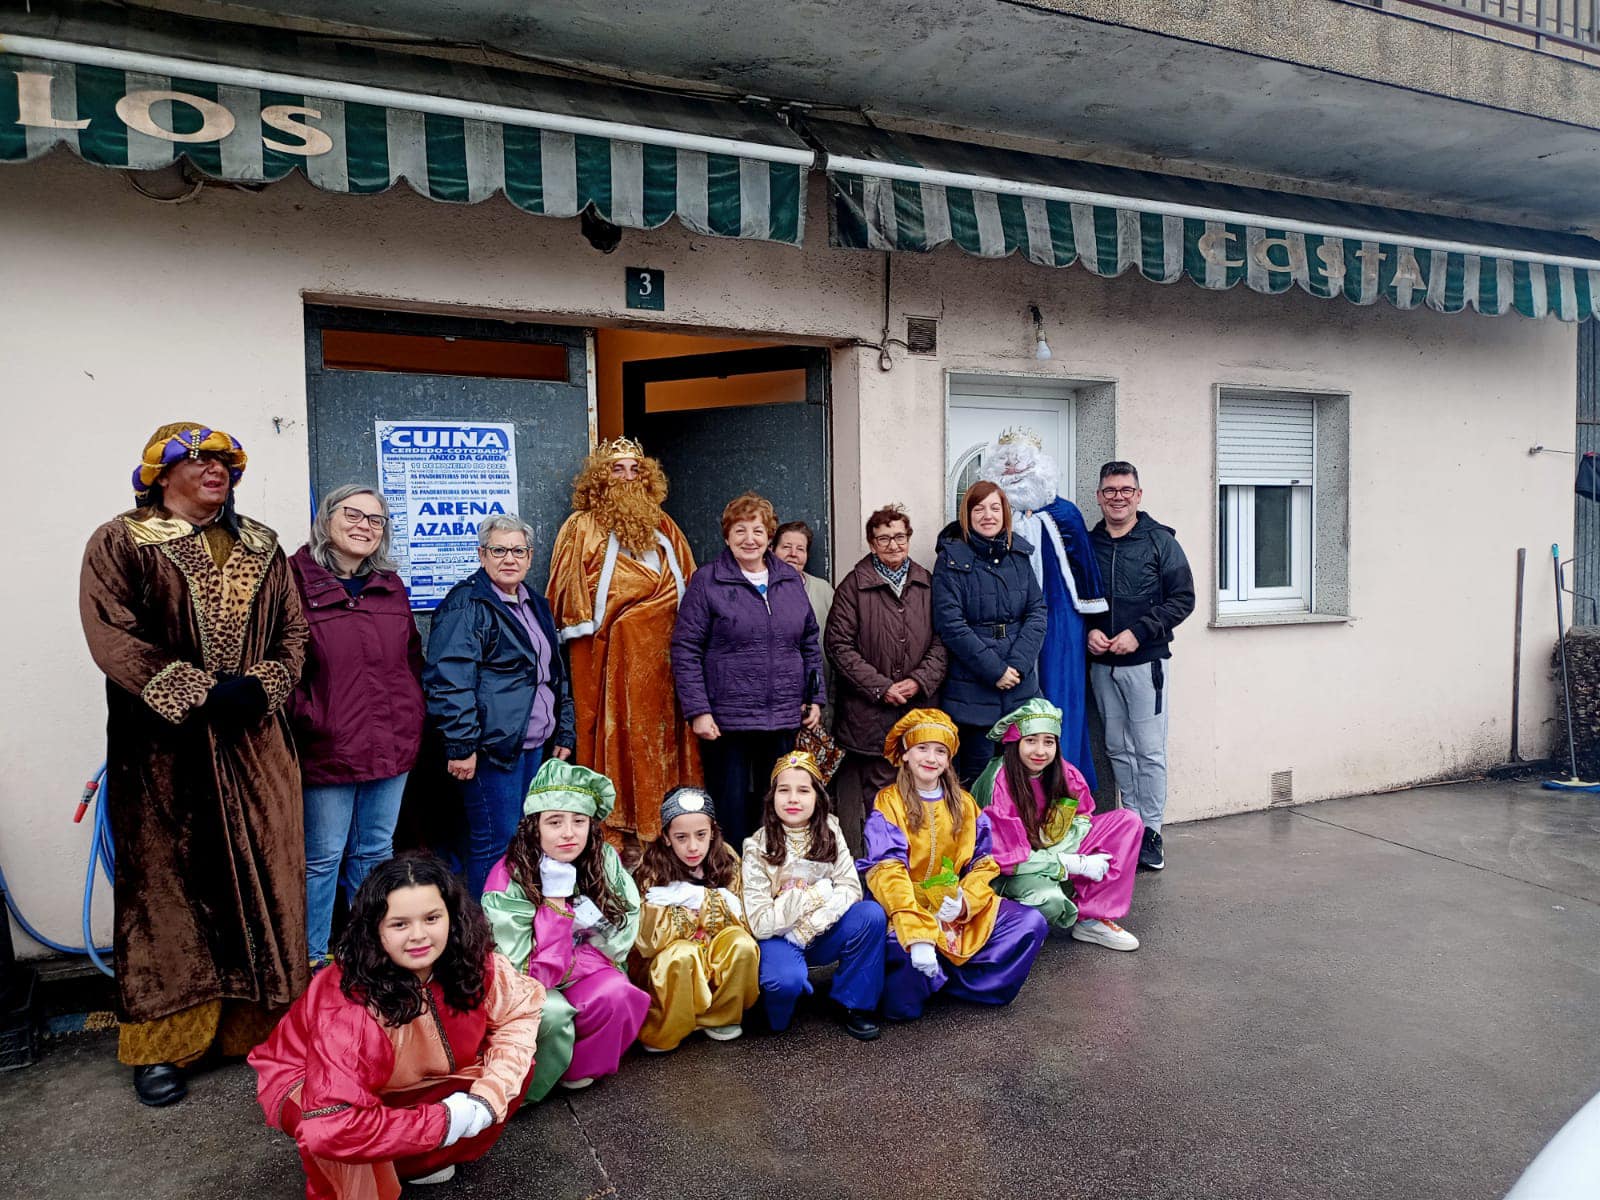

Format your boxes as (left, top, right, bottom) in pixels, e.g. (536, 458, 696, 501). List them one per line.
(671, 492, 824, 849)
(932, 481, 1048, 784)
(424, 514, 575, 896)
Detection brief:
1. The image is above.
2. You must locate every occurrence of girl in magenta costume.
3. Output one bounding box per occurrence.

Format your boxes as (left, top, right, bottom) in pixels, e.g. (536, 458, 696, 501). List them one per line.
(481, 759, 648, 1100)
(976, 697, 1143, 951)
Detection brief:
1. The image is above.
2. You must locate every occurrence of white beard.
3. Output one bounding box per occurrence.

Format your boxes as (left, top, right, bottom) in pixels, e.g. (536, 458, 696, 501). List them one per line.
(980, 443, 1059, 515)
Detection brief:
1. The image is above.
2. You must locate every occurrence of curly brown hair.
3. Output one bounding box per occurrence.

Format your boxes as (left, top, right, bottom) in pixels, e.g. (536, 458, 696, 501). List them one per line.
(503, 812, 630, 927)
(758, 772, 839, 866)
(635, 818, 738, 889)
(336, 853, 492, 1025)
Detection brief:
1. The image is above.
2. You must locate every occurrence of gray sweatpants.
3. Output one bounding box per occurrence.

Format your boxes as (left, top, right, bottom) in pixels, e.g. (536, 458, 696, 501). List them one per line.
(1090, 659, 1170, 833)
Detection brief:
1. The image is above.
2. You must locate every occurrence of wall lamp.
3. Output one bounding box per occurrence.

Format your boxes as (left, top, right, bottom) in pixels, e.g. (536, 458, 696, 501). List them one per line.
(1029, 303, 1052, 361)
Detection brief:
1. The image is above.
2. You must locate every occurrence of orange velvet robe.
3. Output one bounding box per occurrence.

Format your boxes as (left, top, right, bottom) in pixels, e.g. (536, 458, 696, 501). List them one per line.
(546, 510, 701, 839)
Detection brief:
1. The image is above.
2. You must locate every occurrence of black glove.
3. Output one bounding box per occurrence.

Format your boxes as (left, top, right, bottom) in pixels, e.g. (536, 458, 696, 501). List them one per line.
(204, 674, 270, 729)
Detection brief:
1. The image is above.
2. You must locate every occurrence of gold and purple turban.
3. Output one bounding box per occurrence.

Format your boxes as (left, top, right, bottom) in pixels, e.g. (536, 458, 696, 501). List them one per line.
(132, 422, 247, 502)
(883, 708, 960, 766)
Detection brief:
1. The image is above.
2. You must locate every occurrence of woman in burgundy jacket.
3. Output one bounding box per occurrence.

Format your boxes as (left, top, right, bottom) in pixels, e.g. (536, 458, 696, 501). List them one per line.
(289, 484, 425, 968)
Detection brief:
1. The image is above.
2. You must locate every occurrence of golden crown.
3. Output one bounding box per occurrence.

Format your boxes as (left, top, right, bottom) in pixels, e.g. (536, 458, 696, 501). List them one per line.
(997, 426, 1043, 450)
(599, 435, 646, 461)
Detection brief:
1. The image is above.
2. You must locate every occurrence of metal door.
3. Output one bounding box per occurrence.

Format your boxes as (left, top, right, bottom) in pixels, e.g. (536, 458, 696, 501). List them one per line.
(305, 306, 593, 613)
(623, 346, 831, 576)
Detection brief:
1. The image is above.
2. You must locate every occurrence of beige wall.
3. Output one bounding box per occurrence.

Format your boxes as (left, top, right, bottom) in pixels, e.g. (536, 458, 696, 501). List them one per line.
(0, 155, 1575, 954)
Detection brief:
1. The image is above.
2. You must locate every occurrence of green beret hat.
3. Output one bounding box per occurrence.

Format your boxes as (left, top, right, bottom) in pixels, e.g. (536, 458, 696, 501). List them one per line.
(522, 759, 616, 822)
(987, 697, 1064, 742)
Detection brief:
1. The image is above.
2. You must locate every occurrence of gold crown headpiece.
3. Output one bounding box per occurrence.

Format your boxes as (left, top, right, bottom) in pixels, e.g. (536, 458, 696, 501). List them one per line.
(997, 426, 1044, 451)
(599, 435, 646, 462)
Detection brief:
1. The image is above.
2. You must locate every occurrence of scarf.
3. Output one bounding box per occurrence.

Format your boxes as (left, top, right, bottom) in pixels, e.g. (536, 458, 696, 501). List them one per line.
(872, 554, 910, 598)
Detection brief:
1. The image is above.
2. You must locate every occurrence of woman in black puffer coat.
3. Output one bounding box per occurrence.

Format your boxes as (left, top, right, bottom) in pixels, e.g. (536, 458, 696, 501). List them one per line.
(932, 481, 1048, 783)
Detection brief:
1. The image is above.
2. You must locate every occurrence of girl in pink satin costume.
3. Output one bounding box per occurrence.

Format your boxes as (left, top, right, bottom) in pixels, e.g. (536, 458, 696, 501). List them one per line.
(975, 698, 1143, 951)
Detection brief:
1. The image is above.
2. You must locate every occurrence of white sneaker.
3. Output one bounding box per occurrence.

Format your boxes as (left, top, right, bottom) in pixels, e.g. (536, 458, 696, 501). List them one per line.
(558, 1076, 595, 1090)
(406, 1165, 456, 1185)
(703, 1024, 743, 1041)
(641, 1043, 673, 1054)
(1071, 918, 1140, 952)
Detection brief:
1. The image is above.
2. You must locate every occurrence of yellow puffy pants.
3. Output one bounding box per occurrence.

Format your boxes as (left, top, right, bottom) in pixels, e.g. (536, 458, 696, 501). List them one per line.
(639, 928, 760, 1051)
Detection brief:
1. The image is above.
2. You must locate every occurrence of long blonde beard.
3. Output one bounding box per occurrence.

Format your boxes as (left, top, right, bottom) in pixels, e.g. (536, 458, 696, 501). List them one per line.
(591, 480, 667, 557)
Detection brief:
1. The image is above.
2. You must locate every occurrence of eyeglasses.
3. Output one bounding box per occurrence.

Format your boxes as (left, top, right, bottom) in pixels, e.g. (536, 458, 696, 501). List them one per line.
(338, 506, 389, 529)
(1099, 486, 1139, 499)
(872, 533, 910, 547)
(485, 545, 531, 560)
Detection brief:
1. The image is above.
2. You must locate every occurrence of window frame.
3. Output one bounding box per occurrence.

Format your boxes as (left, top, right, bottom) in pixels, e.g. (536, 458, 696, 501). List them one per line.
(1214, 387, 1324, 619)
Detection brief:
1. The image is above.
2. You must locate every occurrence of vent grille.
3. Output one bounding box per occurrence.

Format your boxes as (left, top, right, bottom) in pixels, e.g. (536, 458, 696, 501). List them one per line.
(1270, 770, 1294, 805)
(906, 316, 938, 355)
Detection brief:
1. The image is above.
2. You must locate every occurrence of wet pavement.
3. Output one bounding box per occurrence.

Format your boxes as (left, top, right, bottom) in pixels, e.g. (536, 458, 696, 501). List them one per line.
(2, 780, 1596, 1200)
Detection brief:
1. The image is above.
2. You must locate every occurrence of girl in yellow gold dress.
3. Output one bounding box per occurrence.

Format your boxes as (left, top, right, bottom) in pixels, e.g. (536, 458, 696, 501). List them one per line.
(858, 708, 1048, 1021)
(631, 786, 761, 1050)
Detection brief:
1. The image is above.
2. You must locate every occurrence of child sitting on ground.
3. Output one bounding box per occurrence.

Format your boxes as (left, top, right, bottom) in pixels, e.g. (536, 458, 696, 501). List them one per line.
(632, 786, 760, 1050)
(858, 708, 1048, 1021)
(481, 760, 648, 1099)
(741, 750, 887, 1041)
(973, 698, 1143, 950)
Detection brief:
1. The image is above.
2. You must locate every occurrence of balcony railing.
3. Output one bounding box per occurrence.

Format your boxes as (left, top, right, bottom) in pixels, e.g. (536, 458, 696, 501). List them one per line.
(1390, 0, 1600, 50)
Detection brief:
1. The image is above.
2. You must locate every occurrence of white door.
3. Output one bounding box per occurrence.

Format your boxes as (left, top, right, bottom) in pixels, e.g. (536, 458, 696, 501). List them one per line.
(945, 375, 1075, 520)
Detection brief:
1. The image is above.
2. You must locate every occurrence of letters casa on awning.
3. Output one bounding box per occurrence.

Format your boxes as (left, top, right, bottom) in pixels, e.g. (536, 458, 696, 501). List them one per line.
(808, 118, 1600, 322)
(0, 7, 812, 244)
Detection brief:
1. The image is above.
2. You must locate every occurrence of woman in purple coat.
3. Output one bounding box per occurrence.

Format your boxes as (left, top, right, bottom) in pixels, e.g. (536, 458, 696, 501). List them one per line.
(671, 492, 824, 849)
(288, 485, 425, 969)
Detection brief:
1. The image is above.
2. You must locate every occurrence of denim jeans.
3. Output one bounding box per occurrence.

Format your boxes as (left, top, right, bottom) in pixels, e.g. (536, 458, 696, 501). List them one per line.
(303, 772, 409, 961)
(462, 747, 544, 897)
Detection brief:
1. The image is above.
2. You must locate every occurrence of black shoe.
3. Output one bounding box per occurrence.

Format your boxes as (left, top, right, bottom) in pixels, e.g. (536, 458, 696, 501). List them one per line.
(841, 1009, 881, 1041)
(133, 1062, 187, 1107)
(1138, 827, 1165, 871)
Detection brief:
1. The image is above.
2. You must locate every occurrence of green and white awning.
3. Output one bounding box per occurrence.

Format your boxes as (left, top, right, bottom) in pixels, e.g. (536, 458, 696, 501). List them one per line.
(0, 24, 811, 243)
(812, 119, 1600, 322)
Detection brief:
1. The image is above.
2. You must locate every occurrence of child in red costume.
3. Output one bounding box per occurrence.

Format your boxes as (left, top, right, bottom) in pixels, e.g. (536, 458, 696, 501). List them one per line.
(250, 854, 543, 1199)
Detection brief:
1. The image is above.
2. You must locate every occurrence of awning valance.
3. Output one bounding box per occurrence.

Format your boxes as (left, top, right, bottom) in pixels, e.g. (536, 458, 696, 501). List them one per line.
(812, 119, 1600, 322)
(0, 12, 810, 243)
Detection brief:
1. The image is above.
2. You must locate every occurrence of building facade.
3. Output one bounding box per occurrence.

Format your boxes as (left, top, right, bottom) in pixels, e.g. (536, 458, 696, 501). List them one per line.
(2, 0, 1591, 953)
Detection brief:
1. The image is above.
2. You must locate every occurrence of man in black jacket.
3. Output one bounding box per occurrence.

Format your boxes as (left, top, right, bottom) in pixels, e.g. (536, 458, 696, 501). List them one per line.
(1087, 462, 1195, 871)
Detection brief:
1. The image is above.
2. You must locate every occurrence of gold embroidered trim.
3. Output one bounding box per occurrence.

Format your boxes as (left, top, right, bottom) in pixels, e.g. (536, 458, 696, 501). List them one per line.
(140, 660, 213, 724)
(300, 1102, 353, 1120)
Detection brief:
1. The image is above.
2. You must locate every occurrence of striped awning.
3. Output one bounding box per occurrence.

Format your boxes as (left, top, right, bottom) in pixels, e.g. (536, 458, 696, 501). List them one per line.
(812, 119, 1600, 322)
(0, 12, 811, 244)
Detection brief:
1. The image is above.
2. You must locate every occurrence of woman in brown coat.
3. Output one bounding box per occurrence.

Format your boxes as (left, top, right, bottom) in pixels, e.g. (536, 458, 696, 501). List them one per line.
(823, 505, 948, 853)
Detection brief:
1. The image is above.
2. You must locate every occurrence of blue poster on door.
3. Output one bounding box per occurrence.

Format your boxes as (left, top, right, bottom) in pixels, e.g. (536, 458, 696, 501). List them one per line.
(375, 419, 520, 610)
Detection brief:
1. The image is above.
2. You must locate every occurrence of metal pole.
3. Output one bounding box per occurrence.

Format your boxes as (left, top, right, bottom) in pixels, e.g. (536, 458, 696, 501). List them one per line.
(1512, 547, 1526, 762)
(1554, 544, 1580, 780)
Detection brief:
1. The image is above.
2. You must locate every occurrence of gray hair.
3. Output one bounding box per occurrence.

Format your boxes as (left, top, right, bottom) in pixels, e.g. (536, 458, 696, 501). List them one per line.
(310, 484, 396, 575)
(476, 513, 536, 549)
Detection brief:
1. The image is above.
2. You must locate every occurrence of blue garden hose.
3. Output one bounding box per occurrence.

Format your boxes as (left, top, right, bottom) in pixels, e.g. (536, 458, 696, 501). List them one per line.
(0, 764, 115, 976)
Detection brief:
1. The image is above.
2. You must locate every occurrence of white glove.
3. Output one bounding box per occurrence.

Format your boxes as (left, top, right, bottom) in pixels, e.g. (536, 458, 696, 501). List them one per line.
(645, 881, 705, 910)
(936, 894, 963, 924)
(908, 941, 941, 979)
(805, 878, 836, 908)
(716, 887, 743, 919)
(569, 895, 605, 931)
(440, 1092, 494, 1146)
(539, 857, 578, 899)
(1060, 852, 1112, 882)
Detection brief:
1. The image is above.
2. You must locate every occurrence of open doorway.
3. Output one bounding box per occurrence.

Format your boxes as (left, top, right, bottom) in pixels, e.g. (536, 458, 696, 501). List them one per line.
(596, 327, 832, 577)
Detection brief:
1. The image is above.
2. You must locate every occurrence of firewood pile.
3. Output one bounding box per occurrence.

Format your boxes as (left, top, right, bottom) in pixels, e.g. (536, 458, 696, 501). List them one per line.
(1553, 626, 1600, 777)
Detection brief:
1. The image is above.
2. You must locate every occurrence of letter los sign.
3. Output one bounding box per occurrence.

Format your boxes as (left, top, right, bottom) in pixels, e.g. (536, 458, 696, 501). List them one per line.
(11, 70, 334, 156)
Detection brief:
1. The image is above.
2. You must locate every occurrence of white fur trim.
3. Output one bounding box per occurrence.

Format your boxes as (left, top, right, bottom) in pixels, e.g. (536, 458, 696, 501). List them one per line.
(657, 531, 687, 601)
(557, 620, 597, 644)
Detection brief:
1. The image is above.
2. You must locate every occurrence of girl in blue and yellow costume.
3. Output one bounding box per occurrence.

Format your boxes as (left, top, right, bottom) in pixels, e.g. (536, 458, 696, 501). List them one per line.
(857, 708, 1047, 1020)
